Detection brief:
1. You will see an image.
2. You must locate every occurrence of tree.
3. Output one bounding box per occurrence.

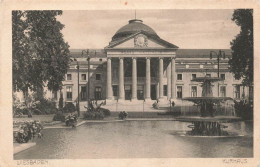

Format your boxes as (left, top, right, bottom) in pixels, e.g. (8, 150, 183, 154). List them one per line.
(12, 10, 70, 103)
(229, 9, 253, 86)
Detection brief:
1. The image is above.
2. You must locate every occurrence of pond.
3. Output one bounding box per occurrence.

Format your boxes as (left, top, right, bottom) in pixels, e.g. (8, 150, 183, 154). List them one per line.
(14, 120, 253, 159)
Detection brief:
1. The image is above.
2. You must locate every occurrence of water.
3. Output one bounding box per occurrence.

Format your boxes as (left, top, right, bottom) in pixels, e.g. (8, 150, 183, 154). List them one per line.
(14, 120, 253, 159)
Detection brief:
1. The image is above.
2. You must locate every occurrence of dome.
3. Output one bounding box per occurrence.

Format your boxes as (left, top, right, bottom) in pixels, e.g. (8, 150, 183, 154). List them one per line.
(112, 19, 159, 41)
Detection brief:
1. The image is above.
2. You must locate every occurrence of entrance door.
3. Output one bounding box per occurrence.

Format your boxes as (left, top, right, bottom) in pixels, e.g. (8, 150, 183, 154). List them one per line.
(151, 85, 156, 100)
(137, 85, 144, 100)
(94, 87, 102, 100)
(125, 85, 131, 100)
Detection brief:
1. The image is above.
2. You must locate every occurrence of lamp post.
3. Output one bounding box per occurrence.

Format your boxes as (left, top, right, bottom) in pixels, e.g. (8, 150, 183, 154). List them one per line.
(82, 50, 90, 106)
(70, 58, 80, 117)
(210, 50, 226, 97)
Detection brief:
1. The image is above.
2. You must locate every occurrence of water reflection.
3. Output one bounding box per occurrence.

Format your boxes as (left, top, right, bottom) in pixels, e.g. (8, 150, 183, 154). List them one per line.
(14, 121, 253, 159)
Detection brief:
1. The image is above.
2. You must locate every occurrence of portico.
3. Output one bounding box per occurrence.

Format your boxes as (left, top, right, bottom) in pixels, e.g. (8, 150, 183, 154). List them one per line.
(105, 19, 178, 102)
(106, 53, 177, 101)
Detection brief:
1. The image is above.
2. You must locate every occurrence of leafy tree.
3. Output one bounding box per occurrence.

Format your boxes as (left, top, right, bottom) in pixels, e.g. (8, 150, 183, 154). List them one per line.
(12, 10, 70, 103)
(229, 9, 253, 86)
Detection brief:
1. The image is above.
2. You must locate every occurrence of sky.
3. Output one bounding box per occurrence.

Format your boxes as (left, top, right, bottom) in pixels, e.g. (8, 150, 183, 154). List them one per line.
(57, 10, 240, 49)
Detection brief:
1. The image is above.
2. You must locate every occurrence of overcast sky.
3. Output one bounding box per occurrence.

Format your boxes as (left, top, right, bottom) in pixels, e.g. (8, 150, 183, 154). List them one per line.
(57, 10, 240, 49)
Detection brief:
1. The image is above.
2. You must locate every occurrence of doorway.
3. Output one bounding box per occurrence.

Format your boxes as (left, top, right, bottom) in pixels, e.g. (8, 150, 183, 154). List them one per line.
(151, 85, 156, 100)
(125, 85, 131, 100)
(137, 85, 144, 100)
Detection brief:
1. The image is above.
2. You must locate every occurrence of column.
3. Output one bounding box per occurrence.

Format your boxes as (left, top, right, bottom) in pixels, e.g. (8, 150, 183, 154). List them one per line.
(167, 61, 171, 100)
(159, 57, 164, 99)
(132, 57, 137, 100)
(171, 57, 176, 99)
(145, 57, 151, 100)
(106, 57, 113, 100)
(118, 57, 125, 100)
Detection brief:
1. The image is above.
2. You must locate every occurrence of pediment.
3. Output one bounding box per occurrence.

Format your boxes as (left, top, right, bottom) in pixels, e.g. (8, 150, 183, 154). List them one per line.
(114, 36, 166, 48)
(106, 32, 178, 49)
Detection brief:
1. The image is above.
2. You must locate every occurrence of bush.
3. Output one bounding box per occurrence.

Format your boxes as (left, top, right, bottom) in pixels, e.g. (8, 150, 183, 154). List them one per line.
(234, 100, 253, 120)
(83, 111, 104, 120)
(63, 102, 76, 113)
(118, 111, 128, 120)
(100, 108, 111, 117)
(53, 110, 65, 122)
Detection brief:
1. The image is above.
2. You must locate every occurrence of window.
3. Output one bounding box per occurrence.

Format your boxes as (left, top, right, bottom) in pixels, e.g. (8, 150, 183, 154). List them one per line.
(52, 91, 57, 100)
(96, 74, 101, 80)
(81, 74, 86, 81)
(113, 85, 118, 96)
(66, 86, 72, 100)
(221, 74, 225, 80)
(192, 74, 196, 80)
(67, 74, 72, 80)
(177, 74, 182, 80)
(206, 74, 211, 77)
(177, 86, 182, 98)
(220, 86, 226, 97)
(94, 87, 102, 100)
(191, 86, 197, 97)
(81, 86, 87, 101)
(234, 85, 240, 99)
(163, 85, 167, 96)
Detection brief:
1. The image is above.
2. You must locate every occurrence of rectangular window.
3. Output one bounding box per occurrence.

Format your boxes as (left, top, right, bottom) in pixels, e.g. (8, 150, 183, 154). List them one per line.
(220, 86, 226, 97)
(94, 87, 102, 100)
(192, 74, 196, 80)
(52, 91, 57, 100)
(96, 74, 101, 80)
(81, 74, 86, 81)
(191, 86, 197, 97)
(177, 86, 182, 98)
(66, 86, 72, 101)
(177, 74, 182, 80)
(112, 85, 118, 96)
(221, 74, 225, 80)
(163, 85, 167, 96)
(67, 74, 72, 80)
(206, 74, 211, 77)
(81, 86, 87, 101)
(234, 85, 240, 99)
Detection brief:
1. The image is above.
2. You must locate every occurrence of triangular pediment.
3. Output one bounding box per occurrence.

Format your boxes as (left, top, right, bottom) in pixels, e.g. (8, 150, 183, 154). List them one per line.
(106, 31, 178, 49)
(114, 36, 165, 48)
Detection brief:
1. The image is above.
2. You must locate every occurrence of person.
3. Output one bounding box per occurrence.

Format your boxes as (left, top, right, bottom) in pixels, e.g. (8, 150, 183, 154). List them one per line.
(171, 101, 175, 108)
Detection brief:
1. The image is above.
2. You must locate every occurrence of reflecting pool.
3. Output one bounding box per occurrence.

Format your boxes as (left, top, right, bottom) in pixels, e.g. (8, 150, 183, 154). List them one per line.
(14, 120, 253, 159)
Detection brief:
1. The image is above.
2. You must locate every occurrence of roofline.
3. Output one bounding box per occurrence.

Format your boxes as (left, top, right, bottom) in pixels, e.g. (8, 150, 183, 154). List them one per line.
(105, 31, 179, 49)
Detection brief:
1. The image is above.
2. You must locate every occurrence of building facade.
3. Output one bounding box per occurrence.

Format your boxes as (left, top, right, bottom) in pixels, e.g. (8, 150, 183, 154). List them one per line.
(52, 19, 251, 107)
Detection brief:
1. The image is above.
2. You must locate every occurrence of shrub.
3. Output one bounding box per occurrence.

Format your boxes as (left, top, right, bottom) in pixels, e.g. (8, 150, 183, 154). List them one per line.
(101, 108, 111, 117)
(63, 102, 76, 113)
(53, 110, 65, 122)
(83, 111, 104, 120)
(118, 111, 128, 120)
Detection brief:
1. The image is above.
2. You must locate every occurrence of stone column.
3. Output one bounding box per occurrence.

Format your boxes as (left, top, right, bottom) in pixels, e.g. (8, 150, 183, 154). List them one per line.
(145, 57, 151, 100)
(167, 61, 171, 100)
(106, 57, 113, 100)
(171, 57, 176, 99)
(159, 57, 164, 99)
(131, 57, 137, 100)
(118, 57, 125, 100)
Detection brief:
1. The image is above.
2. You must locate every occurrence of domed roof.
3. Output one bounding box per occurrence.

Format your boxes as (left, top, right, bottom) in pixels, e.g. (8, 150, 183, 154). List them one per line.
(112, 19, 159, 41)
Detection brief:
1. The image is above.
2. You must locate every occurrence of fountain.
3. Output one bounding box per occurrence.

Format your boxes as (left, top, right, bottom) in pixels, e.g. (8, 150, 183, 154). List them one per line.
(176, 76, 241, 136)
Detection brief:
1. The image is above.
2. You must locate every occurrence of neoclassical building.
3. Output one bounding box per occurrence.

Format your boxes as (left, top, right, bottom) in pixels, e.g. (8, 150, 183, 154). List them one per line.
(53, 19, 252, 108)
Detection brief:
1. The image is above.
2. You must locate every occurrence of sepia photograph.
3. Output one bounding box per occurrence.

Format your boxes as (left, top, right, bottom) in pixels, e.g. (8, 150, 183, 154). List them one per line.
(11, 9, 254, 159)
(0, 1, 259, 166)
